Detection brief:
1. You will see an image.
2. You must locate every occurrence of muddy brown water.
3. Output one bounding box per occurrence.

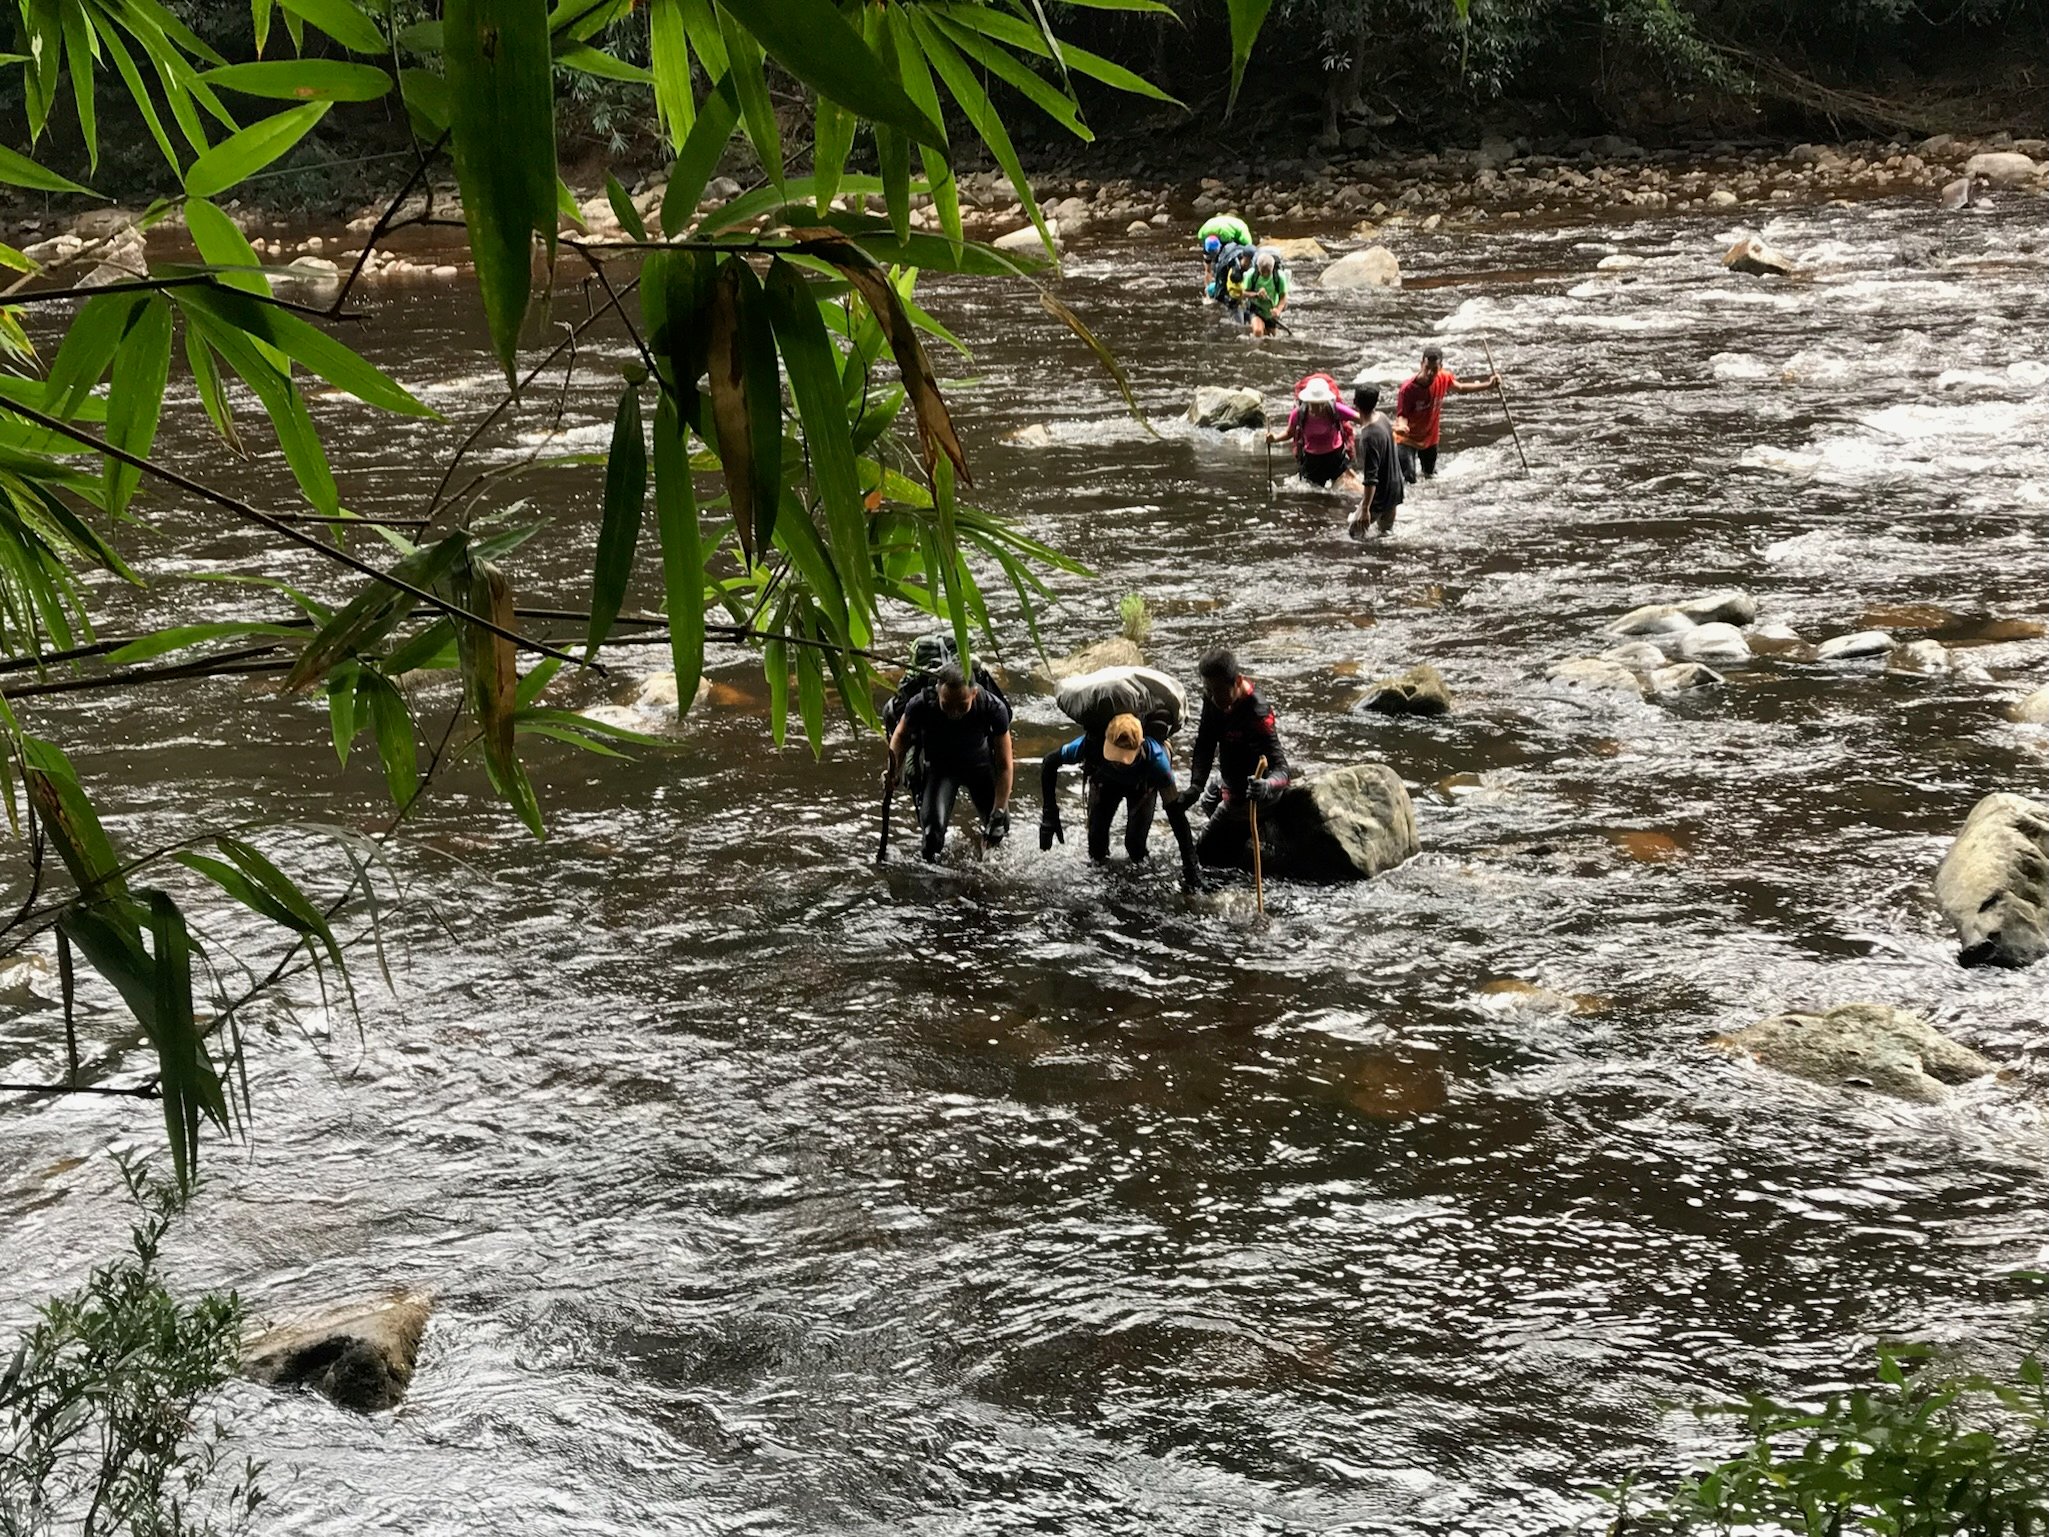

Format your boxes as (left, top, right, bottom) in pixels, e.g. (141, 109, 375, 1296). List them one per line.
(4, 198, 2049, 1534)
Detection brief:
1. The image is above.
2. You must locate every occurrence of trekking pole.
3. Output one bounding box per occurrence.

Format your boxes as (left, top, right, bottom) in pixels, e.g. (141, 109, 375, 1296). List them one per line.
(1248, 755, 1268, 918)
(876, 762, 895, 864)
(1481, 337, 1530, 475)
(1264, 436, 1274, 505)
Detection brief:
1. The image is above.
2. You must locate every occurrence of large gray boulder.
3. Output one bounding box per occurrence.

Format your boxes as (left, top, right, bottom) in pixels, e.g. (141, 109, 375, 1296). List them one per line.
(1605, 603, 1696, 637)
(1197, 764, 1417, 882)
(1186, 386, 1264, 430)
(244, 1294, 431, 1412)
(1934, 792, 2049, 968)
(2010, 685, 2049, 724)
(1964, 150, 2038, 186)
(1362, 664, 1453, 717)
(1677, 590, 1757, 625)
(1817, 629, 1895, 661)
(1712, 1003, 1997, 1103)
(1675, 622, 1751, 664)
(1318, 246, 1401, 290)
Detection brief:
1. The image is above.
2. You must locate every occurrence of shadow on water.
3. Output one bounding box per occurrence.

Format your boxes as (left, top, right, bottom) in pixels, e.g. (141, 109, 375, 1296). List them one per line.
(3, 198, 2049, 1533)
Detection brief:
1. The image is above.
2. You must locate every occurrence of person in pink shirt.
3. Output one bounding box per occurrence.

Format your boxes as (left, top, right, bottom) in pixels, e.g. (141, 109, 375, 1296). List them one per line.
(1268, 376, 1362, 490)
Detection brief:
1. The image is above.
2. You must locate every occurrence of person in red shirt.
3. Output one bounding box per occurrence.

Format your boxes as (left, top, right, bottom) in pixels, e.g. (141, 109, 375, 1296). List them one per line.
(1393, 344, 1499, 483)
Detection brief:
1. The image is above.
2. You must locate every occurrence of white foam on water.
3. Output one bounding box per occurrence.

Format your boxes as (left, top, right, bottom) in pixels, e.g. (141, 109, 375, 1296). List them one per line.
(2010, 360, 2049, 387)
(1711, 352, 1772, 381)
(1860, 400, 2040, 439)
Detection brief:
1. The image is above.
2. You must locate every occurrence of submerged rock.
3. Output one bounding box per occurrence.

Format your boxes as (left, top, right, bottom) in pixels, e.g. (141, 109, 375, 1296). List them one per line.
(1816, 629, 1896, 660)
(1197, 764, 1417, 882)
(1185, 386, 1265, 430)
(1605, 603, 1696, 637)
(1723, 233, 1797, 277)
(1890, 639, 1952, 673)
(1713, 1003, 1996, 1103)
(1647, 662, 1725, 694)
(1934, 791, 2049, 968)
(1003, 424, 1058, 448)
(1599, 641, 1668, 671)
(1318, 246, 1401, 290)
(1677, 590, 1758, 625)
(244, 1294, 430, 1413)
(1362, 663, 1453, 717)
(1548, 657, 1646, 696)
(1675, 622, 1752, 663)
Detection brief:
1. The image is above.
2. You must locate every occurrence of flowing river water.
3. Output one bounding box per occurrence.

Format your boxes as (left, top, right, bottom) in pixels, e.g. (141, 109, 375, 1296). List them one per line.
(4, 194, 2049, 1533)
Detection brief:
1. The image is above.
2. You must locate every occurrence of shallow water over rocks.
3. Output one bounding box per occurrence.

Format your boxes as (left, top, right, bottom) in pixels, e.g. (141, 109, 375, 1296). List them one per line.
(4, 195, 2049, 1533)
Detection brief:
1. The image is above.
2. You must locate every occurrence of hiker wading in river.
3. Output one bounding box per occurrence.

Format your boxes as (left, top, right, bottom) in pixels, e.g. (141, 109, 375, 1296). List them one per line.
(1348, 380, 1404, 539)
(888, 661, 1014, 861)
(1183, 649, 1291, 870)
(1271, 377, 1361, 490)
(1394, 344, 1499, 483)
(1041, 712, 1203, 891)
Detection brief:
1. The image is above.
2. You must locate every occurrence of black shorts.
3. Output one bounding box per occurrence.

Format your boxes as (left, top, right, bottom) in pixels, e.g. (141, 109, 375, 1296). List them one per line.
(1399, 443, 1439, 482)
(1299, 447, 1350, 486)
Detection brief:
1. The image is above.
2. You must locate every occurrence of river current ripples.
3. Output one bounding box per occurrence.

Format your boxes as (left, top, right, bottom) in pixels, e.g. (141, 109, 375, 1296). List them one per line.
(4, 194, 2049, 1534)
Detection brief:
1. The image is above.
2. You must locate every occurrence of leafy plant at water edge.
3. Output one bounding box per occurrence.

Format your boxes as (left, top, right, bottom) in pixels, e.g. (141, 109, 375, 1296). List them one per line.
(0, 1154, 262, 1537)
(1611, 1337, 2049, 1536)
(0, 0, 1267, 1178)
(1118, 591, 1151, 647)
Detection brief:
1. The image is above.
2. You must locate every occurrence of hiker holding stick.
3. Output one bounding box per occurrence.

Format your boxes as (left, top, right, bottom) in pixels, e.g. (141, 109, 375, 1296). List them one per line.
(1181, 649, 1291, 873)
(1394, 345, 1499, 483)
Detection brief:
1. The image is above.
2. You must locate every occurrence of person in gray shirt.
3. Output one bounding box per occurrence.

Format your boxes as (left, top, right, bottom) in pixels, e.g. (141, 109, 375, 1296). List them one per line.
(1347, 381, 1405, 540)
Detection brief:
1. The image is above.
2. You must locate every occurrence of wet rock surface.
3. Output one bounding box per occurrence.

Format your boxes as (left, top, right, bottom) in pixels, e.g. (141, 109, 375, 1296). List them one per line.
(244, 1295, 431, 1413)
(1713, 1004, 1997, 1103)
(1935, 792, 2049, 968)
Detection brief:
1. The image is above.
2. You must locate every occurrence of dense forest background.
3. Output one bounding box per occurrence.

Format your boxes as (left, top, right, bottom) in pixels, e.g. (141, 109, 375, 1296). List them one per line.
(5, 0, 2048, 211)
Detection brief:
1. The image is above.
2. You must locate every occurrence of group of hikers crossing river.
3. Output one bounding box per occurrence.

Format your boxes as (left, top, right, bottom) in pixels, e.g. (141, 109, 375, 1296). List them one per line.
(873, 212, 1513, 891)
(1200, 211, 1507, 537)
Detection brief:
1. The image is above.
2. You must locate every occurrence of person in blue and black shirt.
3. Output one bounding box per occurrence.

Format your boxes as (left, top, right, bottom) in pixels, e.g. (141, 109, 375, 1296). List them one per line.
(1040, 713, 1202, 892)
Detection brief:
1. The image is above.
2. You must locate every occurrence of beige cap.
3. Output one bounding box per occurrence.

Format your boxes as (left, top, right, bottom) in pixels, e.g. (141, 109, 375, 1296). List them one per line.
(1103, 713, 1144, 765)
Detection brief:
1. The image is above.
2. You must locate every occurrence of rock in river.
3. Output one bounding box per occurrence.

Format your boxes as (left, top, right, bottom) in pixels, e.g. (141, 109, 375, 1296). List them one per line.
(1605, 603, 1696, 637)
(1186, 386, 1265, 430)
(244, 1294, 431, 1413)
(1934, 791, 2049, 968)
(1713, 1003, 1996, 1103)
(1362, 663, 1453, 717)
(1036, 636, 1144, 686)
(1964, 150, 2038, 187)
(1677, 590, 1758, 625)
(1197, 764, 1418, 882)
(1648, 662, 1724, 694)
(1599, 641, 1668, 671)
(1675, 622, 1752, 663)
(2011, 684, 2049, 724)
(1548, 657, 1645, 697)
(1723, 233, 1798, 277)
(1889, 639, 1952, 673)
(1318, 246, 1401, 290)
(1816, 630, 1896, 660)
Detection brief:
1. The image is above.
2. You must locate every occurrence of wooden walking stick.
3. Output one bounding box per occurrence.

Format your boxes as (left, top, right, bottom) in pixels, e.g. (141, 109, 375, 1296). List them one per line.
(1481, 337, 1530, 475)
(1263, 436, 1275, 505)
(1248, 755, 1268, 917)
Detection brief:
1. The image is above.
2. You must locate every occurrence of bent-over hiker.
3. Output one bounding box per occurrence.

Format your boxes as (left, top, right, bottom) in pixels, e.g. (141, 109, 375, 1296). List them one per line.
(1042, 712, 1202, 891)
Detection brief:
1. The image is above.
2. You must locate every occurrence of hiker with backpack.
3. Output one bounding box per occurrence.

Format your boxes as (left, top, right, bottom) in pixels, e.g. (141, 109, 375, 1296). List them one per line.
(1040, 667, 1204, 892)
(1270, 375, 1362, 490)
(1180, 648, 1292, 870)
(885, 647, 1014, 862)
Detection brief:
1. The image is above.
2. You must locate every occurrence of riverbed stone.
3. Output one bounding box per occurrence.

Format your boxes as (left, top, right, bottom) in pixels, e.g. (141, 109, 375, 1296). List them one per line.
(2011, 685, 2049, 724)
(1675, 622, 1752, 663)
(1648, 662, 1725, 694)
(1712, 1004, 1996, 1103)
(1941, 176, 1978, 210)
(1362, 664, 1453, 717)
(1816, 629, 1896, 660)
(1185, 386, 1265, 430)
(1889, 639, 1952, 673)
(1934, 791, 2049, 968)
(1319, 246, 1401, 290)
(1039, 637, 1144, 685)
(1197, 763, 1417, 882)
(993, 221, 1060, 255)
(1964, 150, 2038, 186)
(1605, 603, 1696, 637)
(1599, 641, 1668, 670)
(1263, 237, 1328, 261)
(244, 1294, 430, 1413)
(1677, 590, 1758, 625)
(1723, 233, 1798, 277)
(1548, 657, 1646, 696)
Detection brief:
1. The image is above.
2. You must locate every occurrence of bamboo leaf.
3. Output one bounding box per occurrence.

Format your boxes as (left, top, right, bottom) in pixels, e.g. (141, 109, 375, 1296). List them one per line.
(716, 4, 782, 196)
(763, 259, 870, 645)
(172, 282, 436, 417)
(910, 13, 1053, 261)
(555, 40, 651, 81)
(651, 393, 703, 720)
(657, 71, 741, 236)
(718, 0, 942, 145)
(647, 0, 692, 148)
(812, 96, 852, 213)
(281, 531, 469, 692)
(61, 0, 99, 171)
(102, 296, 172, 517)
(182, 101, 332, 199)
(604, 171, 647, 242)
(358, 667, 417, 805)
(763, 631, 787, 748)
(587, 382, 646, 659)
(105, 619, 302, 664)
(327, 659, 358, 763)
(44, 290, 147, 419)
(274, 0, 386, 53)
(1224, 0, 1273, 112)
(703, 256, 781, 566)
(200, 58, 394, 100)
(449, 553, 539, 835)
(20, 736, 127, 898)
(794, 633, 824, 757)
(445, 0, 558, 385)
(886, 7, 962, 251)
(0, 143, 98, 197)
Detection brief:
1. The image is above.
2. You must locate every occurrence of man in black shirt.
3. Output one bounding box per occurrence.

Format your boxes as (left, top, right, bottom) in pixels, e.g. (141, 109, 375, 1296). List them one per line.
(888, 662, 1014, 861)
(1348, 381, 1404, 540)
(1182, 648, 1291, 869)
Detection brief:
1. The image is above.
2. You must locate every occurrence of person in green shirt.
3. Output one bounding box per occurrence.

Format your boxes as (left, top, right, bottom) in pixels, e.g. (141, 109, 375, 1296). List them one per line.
(1198, 212, 1254, 251)
(1243, 250, 1290, 338)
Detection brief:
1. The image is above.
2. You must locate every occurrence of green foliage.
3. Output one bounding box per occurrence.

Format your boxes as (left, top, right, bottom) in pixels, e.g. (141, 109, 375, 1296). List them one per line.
(1117, 591, 1151, 647)
(1614, 1339, 2049, 1536)
(0, 1155, 263, 1537)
